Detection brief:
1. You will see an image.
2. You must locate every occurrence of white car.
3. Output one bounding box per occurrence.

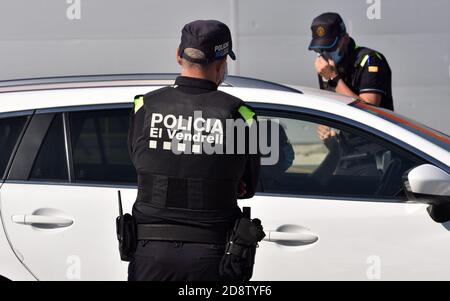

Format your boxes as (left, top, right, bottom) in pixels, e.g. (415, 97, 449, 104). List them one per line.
(0, 74, 449, 281)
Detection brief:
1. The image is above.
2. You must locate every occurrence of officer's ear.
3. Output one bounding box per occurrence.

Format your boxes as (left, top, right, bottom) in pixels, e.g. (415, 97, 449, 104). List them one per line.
(176, 48, 183, 66)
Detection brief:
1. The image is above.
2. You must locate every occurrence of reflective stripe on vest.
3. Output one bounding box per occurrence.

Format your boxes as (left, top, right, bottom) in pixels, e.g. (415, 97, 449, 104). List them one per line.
(238, 105, 255, 126)
(360, 55, 370, 67)
(134, 95, 144, 113)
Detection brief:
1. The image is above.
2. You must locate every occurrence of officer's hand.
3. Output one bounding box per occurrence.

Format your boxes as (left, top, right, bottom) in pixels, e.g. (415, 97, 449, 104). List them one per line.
(317, 125, 337, 141)
(238, 181, 247, 198)
(315, 56, 338, 80)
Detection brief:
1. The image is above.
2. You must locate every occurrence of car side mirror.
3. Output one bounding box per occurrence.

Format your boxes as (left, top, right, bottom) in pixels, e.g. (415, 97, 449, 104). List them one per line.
(404, 164, 450, 223)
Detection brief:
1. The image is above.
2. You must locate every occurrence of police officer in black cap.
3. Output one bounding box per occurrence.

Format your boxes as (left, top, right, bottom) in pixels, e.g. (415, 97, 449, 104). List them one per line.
(308, 13, 394, 178)
(309, 12, 393, 114)
(127, 20, 261, 281)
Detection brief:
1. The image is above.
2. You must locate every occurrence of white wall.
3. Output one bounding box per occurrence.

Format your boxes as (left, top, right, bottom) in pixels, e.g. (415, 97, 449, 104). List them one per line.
(0, 0, 449, 133)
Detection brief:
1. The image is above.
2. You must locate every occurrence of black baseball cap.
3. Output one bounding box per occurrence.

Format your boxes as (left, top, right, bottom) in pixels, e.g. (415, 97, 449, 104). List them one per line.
(308, 13, 347, 51)
(179, 20, 236, 64)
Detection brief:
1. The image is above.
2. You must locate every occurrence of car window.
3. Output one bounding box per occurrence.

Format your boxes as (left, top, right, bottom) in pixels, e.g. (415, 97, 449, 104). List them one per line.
(0, 115, 28, 179)
(69, 109, 136, 184)
(30, 114, 68, 181)
(258, 113, 424, 199)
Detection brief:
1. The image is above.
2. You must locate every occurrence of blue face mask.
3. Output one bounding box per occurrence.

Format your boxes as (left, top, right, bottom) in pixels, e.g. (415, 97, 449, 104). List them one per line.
(326, 48, 344, 65)
(222, 63, 228, 83)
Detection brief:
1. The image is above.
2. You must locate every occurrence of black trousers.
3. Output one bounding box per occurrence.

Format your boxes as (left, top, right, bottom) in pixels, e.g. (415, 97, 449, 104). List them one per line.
(128, 240, 225, 281)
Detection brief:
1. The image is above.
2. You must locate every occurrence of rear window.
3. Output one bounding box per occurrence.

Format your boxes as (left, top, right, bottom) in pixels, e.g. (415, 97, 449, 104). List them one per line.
(0, 115, 28, 179)
(29, 114, 68, 181)
(352, 101, 450, 152)
(69, 109, 136, 184)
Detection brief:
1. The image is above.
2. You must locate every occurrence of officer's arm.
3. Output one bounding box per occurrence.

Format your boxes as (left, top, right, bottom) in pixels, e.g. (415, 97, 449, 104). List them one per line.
(334, 53, 386, 106)
(127, 95, 145, 161)
(237, 105, 261, 199)
(358, 93, 381, 106)
(335, 80, 382, 106)
(240, 151, 260, 199)
(333, 80, 360, 99)
(352, 52, 388, 106)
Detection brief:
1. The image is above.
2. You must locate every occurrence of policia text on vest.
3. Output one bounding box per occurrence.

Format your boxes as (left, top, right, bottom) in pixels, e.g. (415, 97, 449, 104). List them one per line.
(140, 105, 280, 165)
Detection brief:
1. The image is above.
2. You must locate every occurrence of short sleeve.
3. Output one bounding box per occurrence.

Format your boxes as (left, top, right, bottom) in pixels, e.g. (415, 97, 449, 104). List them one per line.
(357, 52, 390, 96)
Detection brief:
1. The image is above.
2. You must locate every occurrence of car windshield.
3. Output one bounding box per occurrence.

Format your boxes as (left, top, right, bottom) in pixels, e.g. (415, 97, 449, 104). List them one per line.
(352, 101, 450, 152)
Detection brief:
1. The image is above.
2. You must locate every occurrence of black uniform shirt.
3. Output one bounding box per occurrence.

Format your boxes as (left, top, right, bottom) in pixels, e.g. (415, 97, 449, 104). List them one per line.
(340, 38, 394, 111)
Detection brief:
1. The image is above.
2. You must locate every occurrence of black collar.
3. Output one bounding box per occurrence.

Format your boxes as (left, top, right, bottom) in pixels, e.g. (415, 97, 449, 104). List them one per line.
(174, 76, 218, 91)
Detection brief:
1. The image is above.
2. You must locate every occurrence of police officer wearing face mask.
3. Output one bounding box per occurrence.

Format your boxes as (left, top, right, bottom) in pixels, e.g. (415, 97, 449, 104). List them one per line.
(309, 12, 393, 111)
(126, 20, 262, 281)
(308, 13, 394, 179)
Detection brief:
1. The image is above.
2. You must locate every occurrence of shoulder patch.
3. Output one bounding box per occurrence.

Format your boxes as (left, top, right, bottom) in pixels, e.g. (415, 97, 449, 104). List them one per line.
(238, 105, 255, 126)
(368, 66, 379, 73)
(134, 95, 144, 113)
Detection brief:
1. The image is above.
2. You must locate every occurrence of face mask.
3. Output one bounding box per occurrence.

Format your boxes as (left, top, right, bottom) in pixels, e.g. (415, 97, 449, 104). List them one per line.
(325, 47, 344, 65)
(223, 63, 228, 82)
(218, 62, 228, 85)
(323, 35, 347, 65)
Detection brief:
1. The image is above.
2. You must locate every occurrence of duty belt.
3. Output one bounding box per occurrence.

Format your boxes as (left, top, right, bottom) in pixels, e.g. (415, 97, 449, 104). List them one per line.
(137, 224, 228, 244)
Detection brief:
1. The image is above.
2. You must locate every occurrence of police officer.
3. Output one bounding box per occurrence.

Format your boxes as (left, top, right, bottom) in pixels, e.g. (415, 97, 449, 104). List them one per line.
(127, 20, 260, 281)
(309, 12, 394, 112)
(308, 13, 393, 179)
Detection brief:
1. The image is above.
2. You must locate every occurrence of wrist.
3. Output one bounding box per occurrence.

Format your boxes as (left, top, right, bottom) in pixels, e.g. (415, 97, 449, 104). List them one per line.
(328, 73, 342, 88)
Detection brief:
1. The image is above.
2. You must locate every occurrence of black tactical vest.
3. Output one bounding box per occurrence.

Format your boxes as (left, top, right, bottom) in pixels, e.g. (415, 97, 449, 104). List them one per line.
(131, 86, 249, 228)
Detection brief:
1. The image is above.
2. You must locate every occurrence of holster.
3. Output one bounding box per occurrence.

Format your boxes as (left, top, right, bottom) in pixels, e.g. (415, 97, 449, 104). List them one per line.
(219, 207, 266, 281)
(116, 213, 137, 262)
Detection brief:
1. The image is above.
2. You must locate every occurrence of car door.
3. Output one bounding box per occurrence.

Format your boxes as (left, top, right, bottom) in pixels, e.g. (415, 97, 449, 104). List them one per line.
(240, 106, 450, 280)
(0, 105, 137, 280)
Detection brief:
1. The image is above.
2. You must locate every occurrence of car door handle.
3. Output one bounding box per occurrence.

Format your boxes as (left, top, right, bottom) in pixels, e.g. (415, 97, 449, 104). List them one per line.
(12, 214, 73, 228)
(264, 231, 318, 244)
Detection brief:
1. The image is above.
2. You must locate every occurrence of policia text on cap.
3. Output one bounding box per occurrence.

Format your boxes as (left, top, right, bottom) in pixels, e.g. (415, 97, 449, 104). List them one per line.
(117, 20, 265, 281)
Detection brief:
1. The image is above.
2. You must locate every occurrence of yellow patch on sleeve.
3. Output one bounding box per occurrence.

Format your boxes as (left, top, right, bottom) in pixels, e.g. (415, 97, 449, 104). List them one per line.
(368, 66, 379, 73)
(238, 105, 255, 126)
(134, 96, 144, 113)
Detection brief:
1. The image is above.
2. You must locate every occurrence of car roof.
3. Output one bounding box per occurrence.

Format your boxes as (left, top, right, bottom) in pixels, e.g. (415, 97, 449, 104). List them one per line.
(0, 73, 355, 113)
(0, 73, 302, 94)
